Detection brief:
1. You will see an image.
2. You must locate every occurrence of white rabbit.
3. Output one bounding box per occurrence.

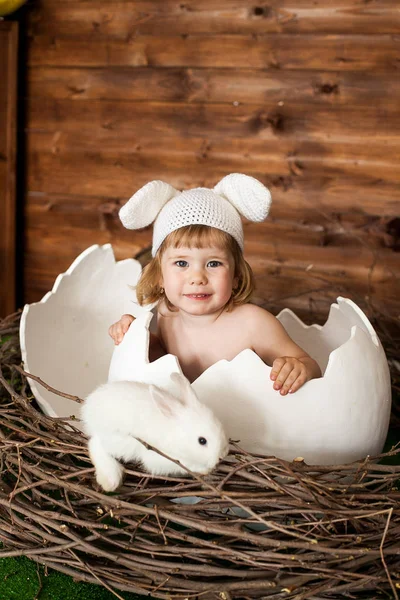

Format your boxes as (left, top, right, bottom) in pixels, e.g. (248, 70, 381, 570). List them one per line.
(81, 372, 229, 491)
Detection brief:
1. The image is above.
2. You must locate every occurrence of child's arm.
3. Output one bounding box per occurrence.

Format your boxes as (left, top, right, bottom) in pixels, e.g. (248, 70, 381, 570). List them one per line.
(246, 305, 321, 395)
(108, 314, 166, 361)
(109, 314, 135, 345)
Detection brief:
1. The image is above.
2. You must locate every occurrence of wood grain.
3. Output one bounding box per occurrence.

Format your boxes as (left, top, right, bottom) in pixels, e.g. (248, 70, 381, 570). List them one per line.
(24, 192, 399, 251)
(0, 22, 18, 318)
(27, 66, 400, 110)
(22, 0, 400, 319)
(25, 188, 400, 225)
(27, 131, 400, 187)
(28, 33, 400, 72)
(24, 188, 400, 317)
(28, 1, 400, 36)
(26, 97, 400, 142)
(23, 224, 399, 318)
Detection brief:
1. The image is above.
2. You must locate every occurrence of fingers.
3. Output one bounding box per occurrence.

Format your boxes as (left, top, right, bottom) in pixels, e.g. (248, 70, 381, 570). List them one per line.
(108, 314, 135, 345)
(120, 314, 135, 330)
(271, 357, 307, 395)
(287, 372, 307, 394)
(108, 323, 123, 345)
(270, 357, 285, 382)
(271, 360, 293, 392)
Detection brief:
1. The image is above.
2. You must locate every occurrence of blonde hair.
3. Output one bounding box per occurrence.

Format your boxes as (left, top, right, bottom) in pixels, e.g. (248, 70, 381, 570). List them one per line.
(135, 225, 255, 312)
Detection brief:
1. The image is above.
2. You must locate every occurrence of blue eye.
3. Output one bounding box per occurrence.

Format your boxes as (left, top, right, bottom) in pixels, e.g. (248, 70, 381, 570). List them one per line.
(175, 260, 188, 267)
(208, 261, 222, 268)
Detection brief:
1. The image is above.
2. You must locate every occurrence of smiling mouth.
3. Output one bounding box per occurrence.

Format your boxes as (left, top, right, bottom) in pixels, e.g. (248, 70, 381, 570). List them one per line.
(184, 294, 211, 300)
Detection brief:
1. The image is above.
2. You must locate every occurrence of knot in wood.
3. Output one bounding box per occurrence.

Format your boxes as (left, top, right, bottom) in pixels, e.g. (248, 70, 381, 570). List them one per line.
(266, 111, 285, 133)
(386, 217, 400, 252)
(315, 82, 339, 96)
(252, 5, 272, 18)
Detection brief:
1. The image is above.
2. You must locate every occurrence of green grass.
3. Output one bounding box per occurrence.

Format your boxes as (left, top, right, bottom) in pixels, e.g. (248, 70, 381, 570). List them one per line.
(0, 555, 144, 600)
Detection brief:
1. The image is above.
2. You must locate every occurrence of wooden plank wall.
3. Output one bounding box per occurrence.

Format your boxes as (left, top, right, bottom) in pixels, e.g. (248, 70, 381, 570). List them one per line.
(25, 1, 400, 321)
(0, 21, 18, 318)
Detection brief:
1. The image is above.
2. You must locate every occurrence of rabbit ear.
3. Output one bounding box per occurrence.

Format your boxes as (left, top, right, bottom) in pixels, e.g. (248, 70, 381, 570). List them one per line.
(170, 372, 190, 392)
(150, 384, 182, 418)
(119, 180, 180, 230)
(170, 372, 197, 406)
(214, 173, 271, 222)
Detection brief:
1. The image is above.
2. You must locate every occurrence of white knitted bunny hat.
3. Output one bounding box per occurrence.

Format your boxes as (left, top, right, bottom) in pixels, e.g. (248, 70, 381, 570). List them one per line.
(119, 173, 272, 256)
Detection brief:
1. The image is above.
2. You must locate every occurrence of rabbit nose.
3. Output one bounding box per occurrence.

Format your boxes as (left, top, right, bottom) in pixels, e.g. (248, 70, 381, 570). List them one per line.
(220, 445, 229, 460)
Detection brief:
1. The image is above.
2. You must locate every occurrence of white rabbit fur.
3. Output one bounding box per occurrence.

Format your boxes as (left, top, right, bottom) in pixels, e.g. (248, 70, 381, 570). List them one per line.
(81, 372, 229, 491)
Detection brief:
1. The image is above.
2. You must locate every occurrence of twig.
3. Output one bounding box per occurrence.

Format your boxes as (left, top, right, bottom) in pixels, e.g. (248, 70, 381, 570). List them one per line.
(0, 310, 399, 599)
(13, 365, 84, 404)
(379, 508, 398, 600)
(33, 563, 43, 600)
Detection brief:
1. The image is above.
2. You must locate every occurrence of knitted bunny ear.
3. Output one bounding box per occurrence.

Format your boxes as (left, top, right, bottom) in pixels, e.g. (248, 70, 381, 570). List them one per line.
(214, 173, 271, 222)
(119, 180, 180, 230)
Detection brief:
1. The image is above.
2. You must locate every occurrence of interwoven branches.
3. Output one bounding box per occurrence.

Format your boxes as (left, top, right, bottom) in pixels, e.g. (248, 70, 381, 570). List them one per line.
(0, 311, 399, 600)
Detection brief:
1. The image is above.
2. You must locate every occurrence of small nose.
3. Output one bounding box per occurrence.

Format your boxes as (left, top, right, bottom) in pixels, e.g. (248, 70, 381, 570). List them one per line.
(190, 268, 207, 285)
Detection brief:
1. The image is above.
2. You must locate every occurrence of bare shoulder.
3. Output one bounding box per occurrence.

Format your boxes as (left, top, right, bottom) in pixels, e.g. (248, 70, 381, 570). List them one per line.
(231, 303, 280, 328)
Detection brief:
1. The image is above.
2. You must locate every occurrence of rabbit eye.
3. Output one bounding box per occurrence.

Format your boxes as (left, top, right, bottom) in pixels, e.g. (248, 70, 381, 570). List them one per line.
(198, 437, 207, 446)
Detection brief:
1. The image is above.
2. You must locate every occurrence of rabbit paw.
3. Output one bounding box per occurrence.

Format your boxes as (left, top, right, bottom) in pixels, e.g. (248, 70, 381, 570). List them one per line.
(95, 460, 124, 492)
(88, 436, 124, 492)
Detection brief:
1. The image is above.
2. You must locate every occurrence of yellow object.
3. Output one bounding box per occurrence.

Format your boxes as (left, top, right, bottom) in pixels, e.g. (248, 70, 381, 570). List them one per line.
(0, 0, 27, 17)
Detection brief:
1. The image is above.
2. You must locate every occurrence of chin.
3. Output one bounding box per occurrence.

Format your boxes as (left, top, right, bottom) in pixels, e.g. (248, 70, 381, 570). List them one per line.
(181, 302, 214, 314)
(182, 298, 226, 313)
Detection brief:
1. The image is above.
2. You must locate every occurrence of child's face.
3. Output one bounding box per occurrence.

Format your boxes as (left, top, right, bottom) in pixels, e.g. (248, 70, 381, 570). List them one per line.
(160, 245, 238, 316)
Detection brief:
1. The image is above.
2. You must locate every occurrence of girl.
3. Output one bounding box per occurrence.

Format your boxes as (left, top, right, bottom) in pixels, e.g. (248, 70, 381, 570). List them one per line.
(109, 174, 321, 394)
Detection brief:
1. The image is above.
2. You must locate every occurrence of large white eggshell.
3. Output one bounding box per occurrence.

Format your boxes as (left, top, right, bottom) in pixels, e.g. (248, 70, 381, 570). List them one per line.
(20, 245, 141, 417)
(21, 245, 392, 464)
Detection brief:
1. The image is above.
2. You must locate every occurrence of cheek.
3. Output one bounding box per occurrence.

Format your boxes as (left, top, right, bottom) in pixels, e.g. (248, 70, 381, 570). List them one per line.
(218, 272, 235, 295)
(162, 270, 182, 291)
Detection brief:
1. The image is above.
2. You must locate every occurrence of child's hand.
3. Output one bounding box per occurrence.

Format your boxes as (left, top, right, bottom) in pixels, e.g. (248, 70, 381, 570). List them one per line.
(270, 356, 311, 396)
(108, 314, 135, 345)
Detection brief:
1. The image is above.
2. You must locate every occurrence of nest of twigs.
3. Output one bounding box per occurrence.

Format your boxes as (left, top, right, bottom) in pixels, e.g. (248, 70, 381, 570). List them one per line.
(0, 311, 399, 600)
